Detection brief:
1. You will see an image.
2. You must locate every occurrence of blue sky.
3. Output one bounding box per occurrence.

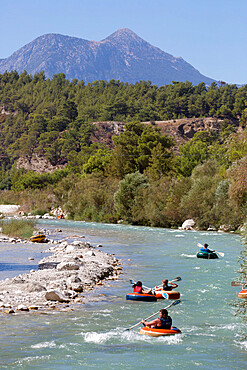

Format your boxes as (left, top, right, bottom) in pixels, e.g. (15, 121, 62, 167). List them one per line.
(1, 0, 246, 84)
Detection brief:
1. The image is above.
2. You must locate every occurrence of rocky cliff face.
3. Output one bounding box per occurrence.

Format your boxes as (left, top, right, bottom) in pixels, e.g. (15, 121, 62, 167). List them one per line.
(0, 28, 215, 86)
(92, 117, 239, 152)
(16, 117, 239, 173)
(16, 155, 66, 174)
(146, 117, 228, 151)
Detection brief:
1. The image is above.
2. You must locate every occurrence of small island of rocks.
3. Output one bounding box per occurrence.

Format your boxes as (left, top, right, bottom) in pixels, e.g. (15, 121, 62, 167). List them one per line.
(0, 236, 122, 314)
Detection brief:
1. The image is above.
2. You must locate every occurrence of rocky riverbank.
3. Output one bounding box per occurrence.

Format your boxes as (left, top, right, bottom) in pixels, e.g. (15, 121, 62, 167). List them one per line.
(0, 236, 122, 314)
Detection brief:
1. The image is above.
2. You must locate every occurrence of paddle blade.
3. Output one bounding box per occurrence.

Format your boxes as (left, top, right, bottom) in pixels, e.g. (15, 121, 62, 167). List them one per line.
(197, 243, 204, 248)
(171, 299, 181, 306)
(218, 252, 224, 257)
(172, 276, 182, 282)
(231, 281, 243, 286)
(129, 279, 135, 285)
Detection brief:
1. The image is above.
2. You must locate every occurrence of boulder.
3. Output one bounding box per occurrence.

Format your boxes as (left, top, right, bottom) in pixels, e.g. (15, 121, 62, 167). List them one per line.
(5, 309, 15, 314)
(45, 290, 69, 302)
(72, 241, 83, 246)
(181, 219, 195, 230)
(0, 205, 20, 215)
(71, 283, 84, 292)
(86, 251, 95, 257)
(67, 276, 81, 286)
(38, 262, 59, 270)
(57, 262, 80, 271)
(16, 304, 29, 311)
(26, 283, 46, 292)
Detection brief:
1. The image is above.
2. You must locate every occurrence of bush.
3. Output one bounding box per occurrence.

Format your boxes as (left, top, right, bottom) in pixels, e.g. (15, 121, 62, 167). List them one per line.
(0, 219, 35, 239)
(0, 189, 56, 214)
(114, 172, 149, 223)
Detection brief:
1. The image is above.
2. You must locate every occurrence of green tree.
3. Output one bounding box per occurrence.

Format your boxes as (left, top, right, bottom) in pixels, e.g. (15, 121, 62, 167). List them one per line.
(177, 132, 217, 177)
(179, 160, 221, 229)
(112, 122, 174, 178)
(114, 171, 149, 223)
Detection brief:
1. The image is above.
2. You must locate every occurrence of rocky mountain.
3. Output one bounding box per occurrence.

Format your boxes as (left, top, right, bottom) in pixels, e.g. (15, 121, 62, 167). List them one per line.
(0, 28, 215, 86)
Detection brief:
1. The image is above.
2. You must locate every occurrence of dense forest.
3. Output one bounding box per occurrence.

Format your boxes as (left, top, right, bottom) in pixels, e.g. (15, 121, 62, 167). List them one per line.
(1, 70, 247, 230)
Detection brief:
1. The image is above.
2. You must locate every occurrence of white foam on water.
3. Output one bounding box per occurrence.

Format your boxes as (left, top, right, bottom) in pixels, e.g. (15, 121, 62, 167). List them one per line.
(82, 330, 118, 344)
(181, 254, 196, 258)
(235, 340, 247, 350)
(209, 284, 220, 290)
(92, 312, 111, 318)
(193, 332, 216, 337)
(74, 322, 86, 327)
(183, 325, 199, 333)
(81, 328, 183, 345)
(175, 235, 184, 237)
(210, 323, 241, 331)
(16, 355, 51, 364)
(200, 232, 220, 236)
(193, 266, 200, 269)
(31, 340, 57, 349)
(159, 334, 183, 344)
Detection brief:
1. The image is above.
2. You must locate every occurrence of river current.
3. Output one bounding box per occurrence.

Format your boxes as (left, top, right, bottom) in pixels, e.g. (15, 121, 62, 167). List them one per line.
(0, 220, 246, 369)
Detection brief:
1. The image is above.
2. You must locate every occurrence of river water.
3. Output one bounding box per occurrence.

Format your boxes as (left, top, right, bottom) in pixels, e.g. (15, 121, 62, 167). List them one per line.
(0, 220, 246, 369)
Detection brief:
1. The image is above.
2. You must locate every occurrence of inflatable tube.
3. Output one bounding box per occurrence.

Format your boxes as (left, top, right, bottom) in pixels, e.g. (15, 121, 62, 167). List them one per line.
(154, 290, 180, 299)
(140, 326, 181, 337)
(30, 234, 46, 243)
(126, 293, 157, 301)
(196, 251, 218, 259)
(238, 289, 247, 299)
(57, 214, 65, 219)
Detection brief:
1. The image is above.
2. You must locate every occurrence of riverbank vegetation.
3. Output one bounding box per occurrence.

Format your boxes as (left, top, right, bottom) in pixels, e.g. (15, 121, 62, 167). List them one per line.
(234, 225, 247, 322)
(1, 71, 247, 229)
(0, 219, 35, 239)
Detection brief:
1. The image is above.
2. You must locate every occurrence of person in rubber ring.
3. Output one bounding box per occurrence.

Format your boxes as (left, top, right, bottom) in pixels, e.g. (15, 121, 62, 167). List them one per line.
(141, 309, 172, 329)
(132, 281, 153, 294)
(155, 279, 178, 291)
(200, 243, 215, 253)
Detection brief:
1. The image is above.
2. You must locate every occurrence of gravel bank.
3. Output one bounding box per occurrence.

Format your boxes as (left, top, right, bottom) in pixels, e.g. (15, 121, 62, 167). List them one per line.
(0, 236, 122, 314)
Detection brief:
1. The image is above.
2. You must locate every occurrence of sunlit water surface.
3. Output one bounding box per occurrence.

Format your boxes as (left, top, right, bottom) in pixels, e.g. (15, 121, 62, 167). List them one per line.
(0, 220, 246, 369)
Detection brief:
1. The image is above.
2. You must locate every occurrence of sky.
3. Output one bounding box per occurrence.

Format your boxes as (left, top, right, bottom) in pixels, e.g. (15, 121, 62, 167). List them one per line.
(1, 0, 246, 85)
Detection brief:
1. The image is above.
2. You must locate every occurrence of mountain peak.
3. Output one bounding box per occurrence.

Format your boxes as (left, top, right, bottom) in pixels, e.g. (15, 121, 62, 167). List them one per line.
(103, 28, 142, 43)
(0, 29, 215, 86)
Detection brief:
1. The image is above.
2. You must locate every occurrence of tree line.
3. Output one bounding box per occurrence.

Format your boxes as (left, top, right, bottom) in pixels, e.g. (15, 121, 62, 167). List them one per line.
(0, 71, 247, 230)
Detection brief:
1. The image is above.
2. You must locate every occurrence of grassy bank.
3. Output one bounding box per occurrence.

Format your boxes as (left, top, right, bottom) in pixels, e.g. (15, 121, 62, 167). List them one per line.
(0, 219, 35, 239)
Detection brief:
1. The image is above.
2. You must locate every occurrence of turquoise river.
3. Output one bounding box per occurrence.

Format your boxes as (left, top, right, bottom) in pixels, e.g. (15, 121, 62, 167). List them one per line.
(0, 220, 247, 369)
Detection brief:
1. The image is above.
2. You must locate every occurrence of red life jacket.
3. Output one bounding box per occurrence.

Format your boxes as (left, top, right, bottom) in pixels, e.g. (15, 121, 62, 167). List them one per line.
(133, 286, 142, 293)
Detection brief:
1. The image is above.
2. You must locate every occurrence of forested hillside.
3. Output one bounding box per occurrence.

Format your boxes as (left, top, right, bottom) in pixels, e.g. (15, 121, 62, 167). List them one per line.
(1, 71, 247, 230)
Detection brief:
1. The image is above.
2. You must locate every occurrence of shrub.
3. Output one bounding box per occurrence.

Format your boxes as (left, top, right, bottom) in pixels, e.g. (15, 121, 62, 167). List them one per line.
(0, 219, 35, 239)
